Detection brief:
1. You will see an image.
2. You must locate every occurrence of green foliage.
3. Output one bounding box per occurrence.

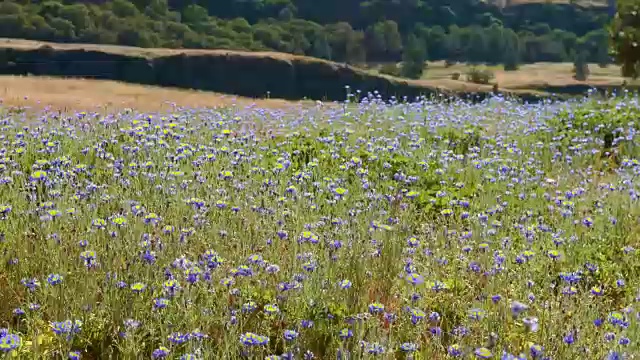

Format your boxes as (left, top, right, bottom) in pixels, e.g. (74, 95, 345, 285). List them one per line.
(1, 92, 640, 359)
(546, 98, 640, 169)
(465, 66, 494, 84)
(400, 34, 427, 79)
(0, 0, 615, 67)
(609, 0, 640, 78)
(379, 63, 401, 77)
(311, 34, 332, 60)
(502, 29, 521, 71)
(573, 49, 590, 81)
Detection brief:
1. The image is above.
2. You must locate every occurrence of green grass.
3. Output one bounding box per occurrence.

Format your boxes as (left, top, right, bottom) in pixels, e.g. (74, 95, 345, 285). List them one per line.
(0, 93, 638, 359)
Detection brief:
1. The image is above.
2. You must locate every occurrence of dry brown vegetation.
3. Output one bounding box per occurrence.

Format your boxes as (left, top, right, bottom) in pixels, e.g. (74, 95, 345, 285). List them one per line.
(0, 76, 298, 112)
(394, 61, 636, 92)
(0, 38, 327, 63)
(0, 38, 628, 112)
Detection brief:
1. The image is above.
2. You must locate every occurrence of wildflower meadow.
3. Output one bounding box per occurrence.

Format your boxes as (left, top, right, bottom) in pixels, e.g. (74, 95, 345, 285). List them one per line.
(0, 92, 639, 359)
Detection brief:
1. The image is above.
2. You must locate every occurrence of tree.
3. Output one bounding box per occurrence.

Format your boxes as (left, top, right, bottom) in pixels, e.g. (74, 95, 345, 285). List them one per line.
(59, 4, 92, 33)
(502, 28, 520, 70)
(364, 20, 402, 61)
(445, 26, 463, 64)
(291, 32, 310, 55)
(48, 17, 75, 40)
(573, 49, 590, 81)
(609, 0, 640, 78)
(594, 37, 610, 68)
(485, 23, 505, 64)
(311, 34, 332, 59)
(365, 22, 387, 60)
(182, 4, 209, 26)
(111, 0, 140, 18)
(144, 0, 170, 20)
(382, 20, 403, 58)
(466, 26, 487, 63)
(503, 44, 520, 71)
(345, 30, 366, 65)
(401, 34, 427, 79)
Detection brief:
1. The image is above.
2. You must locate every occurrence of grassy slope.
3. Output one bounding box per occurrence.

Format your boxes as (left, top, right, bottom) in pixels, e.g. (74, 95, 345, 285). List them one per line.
(368, 61, 638, 95)
(0, 76, 301, 112)
(0, 38, 555, 102)
(418, 61, 636, 88)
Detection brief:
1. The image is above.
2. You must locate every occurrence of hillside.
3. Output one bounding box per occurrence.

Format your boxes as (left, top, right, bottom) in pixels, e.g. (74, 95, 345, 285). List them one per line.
(0, 0, 613, 67)
(0, 76, 298, 112)
(0, 38, 557, 103)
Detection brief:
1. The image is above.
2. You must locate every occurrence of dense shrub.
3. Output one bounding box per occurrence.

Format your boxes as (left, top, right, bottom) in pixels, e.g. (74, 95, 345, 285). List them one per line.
(465, 67, 494, 84)
(379, 63, 401, 77)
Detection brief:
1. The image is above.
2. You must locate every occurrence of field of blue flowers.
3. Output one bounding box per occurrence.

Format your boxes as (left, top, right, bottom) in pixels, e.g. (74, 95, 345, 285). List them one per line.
(0, 93, 639, 359)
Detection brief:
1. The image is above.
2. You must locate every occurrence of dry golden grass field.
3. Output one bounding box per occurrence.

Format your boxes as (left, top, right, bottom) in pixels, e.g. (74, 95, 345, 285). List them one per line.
(0, 37, 633, 112)
(0, 38, 330, 63)
(0, 76, 298, 112)
(418, 61, 635, 89)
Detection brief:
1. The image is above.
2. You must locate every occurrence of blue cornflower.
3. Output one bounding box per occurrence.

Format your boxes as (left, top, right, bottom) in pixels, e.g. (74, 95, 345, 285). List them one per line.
(338, 328, 353, 340)
(448, 344, 463, 357)
(501, 352, 526, 360)
(563, 331, 576, 345)
(242, 301, 257, 313)
(606, 351, 624, 360)
(469, 308, 486, 320)
(239, 332, 268, 346)
(529, 343, 543, 358)
(300, 320, 314, 329)
(79, 250, 97, 267)
(154, 298, 169, 309)
(168, 332, 190, 345)
(365, 342, 385, 355)
(0, 333, 21, 352)
(368, 302, 384, 314)
(179, 354, 199, 360)
(51, 320, 82, 339)
(283, 330, 298, 341)
(338, 279, 352, 289)
(46, 273, 63, 286)
(264, 304, 280, 316)
(410, 308, 426, 324)
(510, 301, 528, 317)
(405, 273, 424, 285)
(400, 342, 418, 352)
(20, 277, 40, 291)
(151, 346, 170, 359)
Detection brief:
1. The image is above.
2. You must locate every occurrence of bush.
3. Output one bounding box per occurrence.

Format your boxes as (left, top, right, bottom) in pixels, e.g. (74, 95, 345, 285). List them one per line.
(450, 72, 461, 80)
(379, 63, 401, 77)
(465, 67, 494, 84)
(573, 51, 590, 81)
(400, 34, 427, 79)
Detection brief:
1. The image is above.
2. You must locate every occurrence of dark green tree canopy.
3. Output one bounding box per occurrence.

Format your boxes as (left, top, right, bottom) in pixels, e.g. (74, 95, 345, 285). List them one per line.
(0, 0, 618, 78)
(610, 0, 640, 78)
